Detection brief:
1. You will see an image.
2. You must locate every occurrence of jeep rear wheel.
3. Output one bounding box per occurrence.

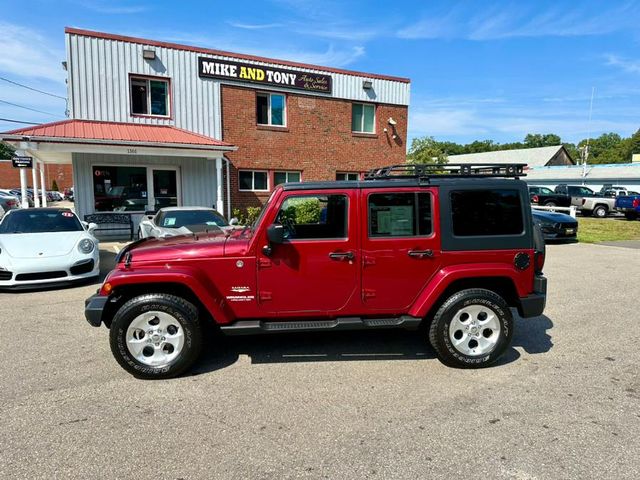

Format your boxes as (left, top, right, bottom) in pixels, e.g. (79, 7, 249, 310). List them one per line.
(109, 294, 203, 379)
(429, 289, 513, 368)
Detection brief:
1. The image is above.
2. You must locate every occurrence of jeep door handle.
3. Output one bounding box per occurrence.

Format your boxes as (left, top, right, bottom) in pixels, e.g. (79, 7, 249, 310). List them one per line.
(408, 249, 434, 258)
(329, 251, 355, 260)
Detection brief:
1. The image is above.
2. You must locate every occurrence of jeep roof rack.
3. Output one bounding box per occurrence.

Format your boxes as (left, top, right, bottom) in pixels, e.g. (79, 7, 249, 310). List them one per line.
(364, 163, 527, 180)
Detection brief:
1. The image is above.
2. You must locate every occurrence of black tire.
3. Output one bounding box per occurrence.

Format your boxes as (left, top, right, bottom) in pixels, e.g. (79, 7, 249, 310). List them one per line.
(544, 201, 557, 207)
(429, 289, 513, 368)
(592, 205, 608, 218)
(109, 294, 203, 379)
(624, 212, 638, 221)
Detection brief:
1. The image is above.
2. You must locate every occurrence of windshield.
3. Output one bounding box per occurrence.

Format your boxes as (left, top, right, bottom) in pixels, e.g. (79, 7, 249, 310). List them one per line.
(252, 189, 279, 229)
(0, 209, 83, 234)
(156, 210, 229, 229)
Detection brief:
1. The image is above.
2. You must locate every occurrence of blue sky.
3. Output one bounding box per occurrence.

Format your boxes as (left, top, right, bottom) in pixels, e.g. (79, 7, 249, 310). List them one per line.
(1, 0, 638, 146)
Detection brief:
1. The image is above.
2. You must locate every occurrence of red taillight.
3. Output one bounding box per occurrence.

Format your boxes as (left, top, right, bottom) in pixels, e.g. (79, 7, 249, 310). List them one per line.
(532, 195, 539, 203)
(633, 199, 640, 208)
(7, 200, 17, 208)
(534, 251, 545, 273)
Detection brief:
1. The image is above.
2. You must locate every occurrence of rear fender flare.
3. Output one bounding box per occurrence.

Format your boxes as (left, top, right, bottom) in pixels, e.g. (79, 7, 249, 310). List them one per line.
(409, 264, 523, 319)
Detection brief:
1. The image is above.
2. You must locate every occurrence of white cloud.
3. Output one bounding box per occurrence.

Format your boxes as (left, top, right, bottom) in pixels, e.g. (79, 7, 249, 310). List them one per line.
(227, 22, 284, 30)
(605, 54, 640, 74)
(399, 2, 640, 40)
(161, 30, 366, 67)
(0, 22, 66, 83)
(75, 1, 148, 14)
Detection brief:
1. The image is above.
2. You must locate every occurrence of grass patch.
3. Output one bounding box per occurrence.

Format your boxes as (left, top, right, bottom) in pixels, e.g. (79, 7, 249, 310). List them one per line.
(577, 217, 640, 243)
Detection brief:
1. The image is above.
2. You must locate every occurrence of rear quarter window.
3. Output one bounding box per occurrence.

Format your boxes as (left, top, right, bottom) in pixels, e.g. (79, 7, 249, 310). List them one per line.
(451, 189, 523, 236)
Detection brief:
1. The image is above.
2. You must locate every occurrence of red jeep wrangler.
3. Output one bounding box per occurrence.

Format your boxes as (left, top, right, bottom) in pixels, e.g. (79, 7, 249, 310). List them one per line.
(85, 163, 547, 379)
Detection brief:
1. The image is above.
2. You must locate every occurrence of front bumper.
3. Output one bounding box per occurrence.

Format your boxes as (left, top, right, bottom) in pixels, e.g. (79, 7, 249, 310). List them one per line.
(518, 275, 547, 318)
(85, 294, 109, 327)
(0, 255, 100, 289)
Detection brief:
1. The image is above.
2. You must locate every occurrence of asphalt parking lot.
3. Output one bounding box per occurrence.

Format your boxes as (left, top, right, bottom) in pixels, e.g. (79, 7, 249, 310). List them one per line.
(1, 242, 639, 479)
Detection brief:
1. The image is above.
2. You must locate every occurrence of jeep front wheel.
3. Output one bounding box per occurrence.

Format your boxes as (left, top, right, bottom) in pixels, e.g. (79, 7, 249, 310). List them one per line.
(429, 289, 513, 368)
(109, 294, 203, 379)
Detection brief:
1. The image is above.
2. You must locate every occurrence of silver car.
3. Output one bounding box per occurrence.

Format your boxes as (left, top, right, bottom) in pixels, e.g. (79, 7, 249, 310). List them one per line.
(137, 207, 234, 239)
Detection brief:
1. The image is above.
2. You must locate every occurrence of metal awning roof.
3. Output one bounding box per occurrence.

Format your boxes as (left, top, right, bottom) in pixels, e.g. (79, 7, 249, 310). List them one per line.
(1, 119, 237, 164)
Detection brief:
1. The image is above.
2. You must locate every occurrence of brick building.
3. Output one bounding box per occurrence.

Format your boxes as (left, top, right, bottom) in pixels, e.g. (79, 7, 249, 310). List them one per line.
(0, 161, 73, 192)
(1, 28, 410, 226)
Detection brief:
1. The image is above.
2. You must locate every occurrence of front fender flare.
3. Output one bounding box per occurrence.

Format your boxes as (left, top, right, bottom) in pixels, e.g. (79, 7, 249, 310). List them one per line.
(103, 265, 234, 324)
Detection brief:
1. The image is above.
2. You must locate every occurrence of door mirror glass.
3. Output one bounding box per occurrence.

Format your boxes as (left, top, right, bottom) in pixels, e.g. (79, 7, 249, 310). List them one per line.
(267, 223, 285, 244)
(229, 217, 239, 226)
(87, 222, 98, 233)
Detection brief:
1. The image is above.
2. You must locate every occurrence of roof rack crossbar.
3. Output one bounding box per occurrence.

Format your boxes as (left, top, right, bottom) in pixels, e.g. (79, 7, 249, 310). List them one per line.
(364, 163, 527, 180)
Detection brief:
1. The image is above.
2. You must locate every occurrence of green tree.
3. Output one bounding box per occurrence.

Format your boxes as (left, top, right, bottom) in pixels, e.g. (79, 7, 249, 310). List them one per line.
(524, 133, 562, 148)
(406, 136, 448, 164)
(578, 133, 626, 164)
(0, 142, 15, 160)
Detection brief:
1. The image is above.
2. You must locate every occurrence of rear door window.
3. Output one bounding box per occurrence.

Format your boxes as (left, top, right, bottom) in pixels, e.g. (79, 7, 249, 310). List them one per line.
(451, 189, 523, 236)
(368, 192, 432, 237)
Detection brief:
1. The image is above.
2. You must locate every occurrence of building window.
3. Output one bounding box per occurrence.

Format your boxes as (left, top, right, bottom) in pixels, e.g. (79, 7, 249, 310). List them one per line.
(336, 172, 359, 181)
(257, 93, 286, 126)
(130, 77, 169, 116)
(274, 171, 301, 185)
(368, 193, 432, 237)
(352, 103, 375, 133)
(276, 194, 348, 240)
(92, 166, 148, 212)
(239, 170, 269, 191)
(451, 189, 523, 236)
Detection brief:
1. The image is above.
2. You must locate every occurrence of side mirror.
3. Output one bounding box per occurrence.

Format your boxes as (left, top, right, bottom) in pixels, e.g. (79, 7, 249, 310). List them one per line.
(229, 217, 239, 226)
(267, 223, 284, 244)
(87, 222, 98, 233)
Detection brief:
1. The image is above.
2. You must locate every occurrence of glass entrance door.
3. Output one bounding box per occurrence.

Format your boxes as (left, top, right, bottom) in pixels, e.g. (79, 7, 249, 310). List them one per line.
(152, 169, 179, 209)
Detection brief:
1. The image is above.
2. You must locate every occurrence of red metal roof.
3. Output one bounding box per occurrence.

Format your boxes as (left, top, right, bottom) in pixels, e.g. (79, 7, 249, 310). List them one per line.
(3, 119, 234, 149)
(65, 27, 411, 84)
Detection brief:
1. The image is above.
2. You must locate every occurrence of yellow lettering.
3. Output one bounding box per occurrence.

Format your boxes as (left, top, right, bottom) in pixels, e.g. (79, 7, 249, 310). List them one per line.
(239, 66, 248, 79)
(256, 69, 265, 81)
(247, 68, 256, 80)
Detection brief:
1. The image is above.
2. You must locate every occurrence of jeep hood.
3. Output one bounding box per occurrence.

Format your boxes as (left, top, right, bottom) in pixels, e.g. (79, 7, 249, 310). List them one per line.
(123, 229, 251, 263)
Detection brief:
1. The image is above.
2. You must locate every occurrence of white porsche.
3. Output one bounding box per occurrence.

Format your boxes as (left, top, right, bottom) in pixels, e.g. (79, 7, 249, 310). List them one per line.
(138, 207, 235, 239)
(0, 208, 100, 289)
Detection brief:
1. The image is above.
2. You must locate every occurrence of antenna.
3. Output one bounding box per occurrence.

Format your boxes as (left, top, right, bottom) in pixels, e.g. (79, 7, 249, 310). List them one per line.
(581, 87, 595, 185)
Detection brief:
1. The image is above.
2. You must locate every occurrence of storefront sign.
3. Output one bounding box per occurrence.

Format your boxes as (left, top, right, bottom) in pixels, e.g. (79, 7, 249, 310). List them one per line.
(198, 57, 332, 94)
(12, 156, 33, 168)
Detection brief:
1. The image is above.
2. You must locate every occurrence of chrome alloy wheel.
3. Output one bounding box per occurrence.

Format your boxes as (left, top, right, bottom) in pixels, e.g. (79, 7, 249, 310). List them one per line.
(448, 305, 501, 356)
(126, 311, 185, 367)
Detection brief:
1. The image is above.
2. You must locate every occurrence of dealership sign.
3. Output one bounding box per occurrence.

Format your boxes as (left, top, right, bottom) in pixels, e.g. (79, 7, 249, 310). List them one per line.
(12, 156, 33, 168)
(198, 57, 332, 94)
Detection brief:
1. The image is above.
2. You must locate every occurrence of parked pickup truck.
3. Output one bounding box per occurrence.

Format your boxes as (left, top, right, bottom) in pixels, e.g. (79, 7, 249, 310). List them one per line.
(615, 195, 640, 220)
(529, 185, 595, 207)
(85, 163, 547, 379)
(572, 194, 617, 218)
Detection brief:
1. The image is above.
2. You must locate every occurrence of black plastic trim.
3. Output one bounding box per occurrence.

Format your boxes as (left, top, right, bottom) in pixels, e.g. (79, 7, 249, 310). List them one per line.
(518, 275, 547, 318)
(84, 294, 109, 327)
(220, 315, 423, 336)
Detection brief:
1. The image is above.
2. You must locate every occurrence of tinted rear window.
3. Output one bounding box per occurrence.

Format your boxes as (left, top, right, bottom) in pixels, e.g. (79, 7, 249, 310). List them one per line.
(451, 189, 523, 236)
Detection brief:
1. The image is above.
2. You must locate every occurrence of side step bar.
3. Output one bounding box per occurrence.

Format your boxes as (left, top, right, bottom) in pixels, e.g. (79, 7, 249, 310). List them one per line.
(220, 316, 422, 336)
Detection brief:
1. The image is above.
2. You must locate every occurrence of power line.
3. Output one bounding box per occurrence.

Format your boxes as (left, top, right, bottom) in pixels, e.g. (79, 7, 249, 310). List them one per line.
(0, 117, 40, 125)
(0, 99, 62, 118)
(0, 76, 67, 100)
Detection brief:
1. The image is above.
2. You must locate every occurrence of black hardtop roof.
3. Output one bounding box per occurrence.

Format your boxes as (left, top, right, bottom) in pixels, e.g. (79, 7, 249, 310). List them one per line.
(283, 163, 528, 191)
(282, 177, 527, 191)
